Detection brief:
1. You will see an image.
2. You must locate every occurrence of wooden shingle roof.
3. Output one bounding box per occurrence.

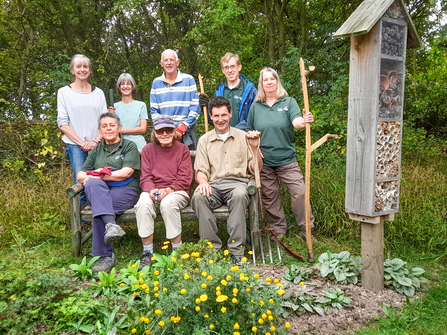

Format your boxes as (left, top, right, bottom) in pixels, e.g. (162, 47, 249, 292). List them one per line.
(334, 0, 421, 48)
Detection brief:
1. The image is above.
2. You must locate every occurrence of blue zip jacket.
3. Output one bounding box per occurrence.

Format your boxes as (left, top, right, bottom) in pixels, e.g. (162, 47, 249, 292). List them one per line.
(214, 75, 257, 130)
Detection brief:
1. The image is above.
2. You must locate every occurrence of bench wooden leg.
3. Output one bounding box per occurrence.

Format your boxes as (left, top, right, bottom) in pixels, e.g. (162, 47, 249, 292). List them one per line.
(71, 195, 82, 257)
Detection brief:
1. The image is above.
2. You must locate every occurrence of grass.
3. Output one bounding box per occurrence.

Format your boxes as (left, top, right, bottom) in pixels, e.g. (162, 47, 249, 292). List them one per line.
(0, 140, 446, 334)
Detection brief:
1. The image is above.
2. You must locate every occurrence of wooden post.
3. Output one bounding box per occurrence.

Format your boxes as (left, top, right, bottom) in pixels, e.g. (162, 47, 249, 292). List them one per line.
(71, 194, 82, 257)
(198, 74, 209, 132)
(361, 217, 385, 292)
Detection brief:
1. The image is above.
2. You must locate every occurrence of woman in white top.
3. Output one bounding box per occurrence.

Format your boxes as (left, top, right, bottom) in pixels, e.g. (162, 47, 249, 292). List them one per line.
(108, 73, 148, 151)
(57, 54, 107, 206)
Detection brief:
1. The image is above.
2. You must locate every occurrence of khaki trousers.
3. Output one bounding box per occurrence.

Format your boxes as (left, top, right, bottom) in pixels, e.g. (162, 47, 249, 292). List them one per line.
(191, 178, 249, 256)
(260, 162, 314, 234)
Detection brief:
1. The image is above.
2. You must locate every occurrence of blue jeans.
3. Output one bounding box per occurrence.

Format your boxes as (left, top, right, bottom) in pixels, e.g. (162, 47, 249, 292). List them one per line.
(65, 144, 89, 206)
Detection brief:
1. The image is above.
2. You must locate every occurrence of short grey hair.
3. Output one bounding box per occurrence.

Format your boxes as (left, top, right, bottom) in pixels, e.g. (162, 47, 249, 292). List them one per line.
(116, 73, 136, 95)
(70, 54, 91, 72)
(98, 112, 121, 128)
(254, 67, 289, 102)
(161, 49, 179, 61)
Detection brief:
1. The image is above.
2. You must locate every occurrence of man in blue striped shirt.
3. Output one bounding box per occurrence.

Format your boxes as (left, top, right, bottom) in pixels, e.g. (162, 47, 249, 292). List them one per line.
(150, 49, 201, 149)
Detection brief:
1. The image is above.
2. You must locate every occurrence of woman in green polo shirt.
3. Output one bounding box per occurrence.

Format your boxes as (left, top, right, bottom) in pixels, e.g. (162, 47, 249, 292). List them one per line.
(246, 67, 315, 240)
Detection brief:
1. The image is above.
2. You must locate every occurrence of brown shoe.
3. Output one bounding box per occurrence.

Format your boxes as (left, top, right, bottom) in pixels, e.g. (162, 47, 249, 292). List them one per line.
(300, 229, 316, 241)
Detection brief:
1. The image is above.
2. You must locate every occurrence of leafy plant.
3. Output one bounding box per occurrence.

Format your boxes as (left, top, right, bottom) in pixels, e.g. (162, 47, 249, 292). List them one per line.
(89, 268, 122, 296)
(69, 256, 100, 280)
(384, 258, 428, 296)
(317, 251, 362, 284)
(283, 264, 310, 284)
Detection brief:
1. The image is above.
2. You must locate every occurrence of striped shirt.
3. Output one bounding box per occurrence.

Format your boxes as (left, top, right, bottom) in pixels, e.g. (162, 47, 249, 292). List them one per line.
(150, 70, 200, 129)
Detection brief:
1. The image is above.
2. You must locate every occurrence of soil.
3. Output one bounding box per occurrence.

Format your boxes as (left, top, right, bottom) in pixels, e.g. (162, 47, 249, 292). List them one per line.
(251, 264, 410, 335)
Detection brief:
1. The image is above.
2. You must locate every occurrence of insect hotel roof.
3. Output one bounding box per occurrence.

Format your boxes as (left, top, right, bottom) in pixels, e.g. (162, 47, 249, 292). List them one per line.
(333, 0, 421, 49)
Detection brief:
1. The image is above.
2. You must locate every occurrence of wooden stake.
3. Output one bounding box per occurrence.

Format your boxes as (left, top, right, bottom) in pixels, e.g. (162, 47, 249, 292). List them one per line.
(299, 58, 315, 262)
(198, 74, 209, 133)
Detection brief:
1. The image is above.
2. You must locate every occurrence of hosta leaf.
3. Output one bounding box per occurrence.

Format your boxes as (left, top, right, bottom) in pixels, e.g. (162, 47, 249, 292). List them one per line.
(403, 286, 415, 297)
(412, 277, 420, 288)
(302, 302, 313, 312)
(390, 258, 406, 271)
(342, 296, 352, 305)
(318, 253, 330, 263)
(338, 251, 351, 259)
(419, 277, 428, 283)
(411, 267, 425, 276)
(396, 276, 412, 287)
(320, 263, 331, 277)
(334, 267, 347, 282)
(314, 305, 325, 316)
(325, 291, 337, 300)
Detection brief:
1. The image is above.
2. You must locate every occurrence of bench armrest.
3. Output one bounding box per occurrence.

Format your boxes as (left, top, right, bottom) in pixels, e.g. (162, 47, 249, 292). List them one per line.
(247, 178, 257, 196)
(66, 183, 85, 198)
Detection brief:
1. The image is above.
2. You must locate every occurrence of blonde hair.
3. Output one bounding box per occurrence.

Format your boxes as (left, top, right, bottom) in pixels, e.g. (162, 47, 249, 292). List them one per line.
(254, 67, 288, 102)
(220, 52, 241, 67)
(70, 54, 91, 71)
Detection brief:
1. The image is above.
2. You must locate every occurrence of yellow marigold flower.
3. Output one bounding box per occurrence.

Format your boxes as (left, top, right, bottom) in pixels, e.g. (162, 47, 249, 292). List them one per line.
(244, 276, 249, 281)
(224, 249, 230, 255)
(239, 272, 245, 278)
(270, 326, 276, 332)
(231, 266, 239, 272)
(139, 271, 145, 276)
(210, 324, 214, 330)
(221, 306, 227, 313)
(120, 283, 125, 287)
(201, 283, 207, 289)
(258, 318, 264, 325)
(267, 310, 272, 315)
(151, 256, 156, 261)
(251, 299, 254, 302)
(216, 294, 228, 302)
(140, 316, 145, 322)
(131, 264, 137, 269)
(268, 315, 273, 321)
(254, 274, 259, 279)
(226, 275, 232, 281)
(216, 291, 221, 296)
(171, 257, 177, 262)
(196, 258, 202, 262)
(181, 288, 187, 294)
(207, 241, 214, 248)
(260, 300, 265, 306)
(196, 306, 201, 312)
(154, 270, 160, 275)
(133, 292, 138, 297)
(234, 332, 240, 335)
(180, 264, 184, 267)
(154, 281, 159, 286)
(273, 278, 279, 284)
(241, 257, 247, 263)
(163, 241, 170, 244)
(300, 281, 305, 286)
(266, 277, 271, 282)
(162, 245, 169, 250)
(184, 273, 190, 280)
(201, 271, 207, 277)
(131, 328, 137, 334)
(142, 283, 148, 289)
(159, 321, 165, 326)
(204, 314, 209, 318)
(269, 298, 274, 304)
(277, 289, 285, 295)
(154, 293, 159, 297)
(216, 286, 221, 291)
(138, 278, 143, 285)
(191, 252, 200, 257)
(285, 322, 291, 328)
(163, 287, 167, 291)
(195, 298, 201, 304)
(145, 330, 151, 335)
(181, 253, 190, 259)
(200, 294, 208, 302)
(209, 259, 214, 265)
(234, 322, 240, 330)
(145, 318, 149, 324)
(154, 287, 159, 291)
(233, 288, 238, 294)
(207, 275, 213, 281)
(232, 298, 238, 303)
(155, 309, 162, 315)
(221, 279, 227, 286)
(262, 313, 267, 319)
(277, 283, 283, 287)
(252, 326, 257, 332)
(248, 250, 253, 254)
(246, 288, 251, 293)
(266, 333, 271, 335)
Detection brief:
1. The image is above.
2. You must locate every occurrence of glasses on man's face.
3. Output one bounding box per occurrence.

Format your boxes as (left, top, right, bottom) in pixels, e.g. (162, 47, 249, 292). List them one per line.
(222, 64, 238, 72)
(155, 128, 174, 135)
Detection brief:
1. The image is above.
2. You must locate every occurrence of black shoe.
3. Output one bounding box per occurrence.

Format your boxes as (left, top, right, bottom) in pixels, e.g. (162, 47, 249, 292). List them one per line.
(104, 223, 126, 244)
(230, 254, 250, 266)
(92, 256, 117, 273)
(138, 251, 153, 271)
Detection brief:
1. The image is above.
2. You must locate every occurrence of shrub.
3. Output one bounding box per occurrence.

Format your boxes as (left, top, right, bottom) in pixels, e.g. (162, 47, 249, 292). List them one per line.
(384, 258, 428, 296)
(317, 251, 362, 285)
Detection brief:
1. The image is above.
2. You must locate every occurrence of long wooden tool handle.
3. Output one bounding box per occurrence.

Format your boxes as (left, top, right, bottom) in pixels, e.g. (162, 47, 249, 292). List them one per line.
(299, 57, 315, 262)
(198, 74, 209, 133)
(109, 89, 114, 107)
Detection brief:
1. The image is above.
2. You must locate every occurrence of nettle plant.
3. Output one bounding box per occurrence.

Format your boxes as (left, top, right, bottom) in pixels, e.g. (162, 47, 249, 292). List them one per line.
(384, 258, 428, 296)
(282, 288, 352, 317)
(317, 251, 362, 284)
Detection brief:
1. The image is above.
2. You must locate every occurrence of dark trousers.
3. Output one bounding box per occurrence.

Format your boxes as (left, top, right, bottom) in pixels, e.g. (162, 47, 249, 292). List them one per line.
(84, 178, 139, 257)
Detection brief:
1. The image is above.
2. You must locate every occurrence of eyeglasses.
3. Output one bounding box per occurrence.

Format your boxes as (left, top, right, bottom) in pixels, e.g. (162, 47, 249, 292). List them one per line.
(222, 65, 238, 72)
(155, 128, 174, 135)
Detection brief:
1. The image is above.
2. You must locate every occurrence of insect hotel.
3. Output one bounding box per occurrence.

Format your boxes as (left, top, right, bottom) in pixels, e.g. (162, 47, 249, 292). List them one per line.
(334, 0, 421, 291)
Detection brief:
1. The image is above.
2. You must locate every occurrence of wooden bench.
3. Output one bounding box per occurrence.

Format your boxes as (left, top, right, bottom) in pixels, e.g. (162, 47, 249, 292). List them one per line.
(66, 179, 259, 257)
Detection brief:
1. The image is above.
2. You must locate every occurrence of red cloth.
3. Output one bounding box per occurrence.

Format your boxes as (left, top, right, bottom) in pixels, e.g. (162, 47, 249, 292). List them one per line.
(86, 166, 112, 177)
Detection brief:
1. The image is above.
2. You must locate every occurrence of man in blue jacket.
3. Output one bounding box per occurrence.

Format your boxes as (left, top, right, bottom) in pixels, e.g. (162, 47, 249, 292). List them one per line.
(213, 53, 257, 130)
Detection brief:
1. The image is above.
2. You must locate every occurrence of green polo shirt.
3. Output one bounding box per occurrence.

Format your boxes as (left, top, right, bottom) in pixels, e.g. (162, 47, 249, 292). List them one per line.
(224, 79, 246, 127)
(81, 137, 141, 193)
(247, 97, 302, 167)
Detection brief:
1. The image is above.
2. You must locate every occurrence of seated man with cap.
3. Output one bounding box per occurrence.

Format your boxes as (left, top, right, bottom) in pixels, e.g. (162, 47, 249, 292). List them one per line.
(134, 116, 193, 269)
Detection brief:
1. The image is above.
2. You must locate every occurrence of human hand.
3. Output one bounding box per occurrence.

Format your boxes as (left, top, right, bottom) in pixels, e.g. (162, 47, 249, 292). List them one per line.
(158, 188, 173, 202)
(108, 106, 116, 113)
(195, 182, 212, 196)
(150, 189, 160, 203)
(303, 110, 314, 124)
(198, 93, 209, 107)
(246, 130, 261, 148)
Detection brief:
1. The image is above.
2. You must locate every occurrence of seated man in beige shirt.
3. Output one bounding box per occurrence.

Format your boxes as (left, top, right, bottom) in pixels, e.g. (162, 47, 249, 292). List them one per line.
(191, 96, 262, 265)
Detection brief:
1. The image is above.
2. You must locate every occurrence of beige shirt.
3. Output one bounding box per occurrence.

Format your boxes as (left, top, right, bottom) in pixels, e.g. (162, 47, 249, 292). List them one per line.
(195, 127, 254, 182)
